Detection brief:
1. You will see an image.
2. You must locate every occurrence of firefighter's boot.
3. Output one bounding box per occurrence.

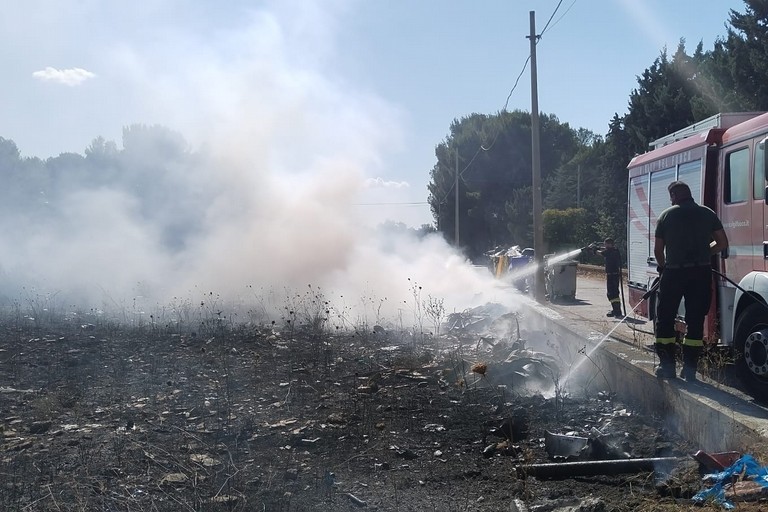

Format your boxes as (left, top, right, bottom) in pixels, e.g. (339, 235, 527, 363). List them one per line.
(654, 343, 677, 379)
(611, 303, 623, 319)
(680, 345, 702, 382)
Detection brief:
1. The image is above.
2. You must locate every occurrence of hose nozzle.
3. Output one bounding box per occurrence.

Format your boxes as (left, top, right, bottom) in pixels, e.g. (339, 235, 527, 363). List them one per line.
(642, 277, 661, 300)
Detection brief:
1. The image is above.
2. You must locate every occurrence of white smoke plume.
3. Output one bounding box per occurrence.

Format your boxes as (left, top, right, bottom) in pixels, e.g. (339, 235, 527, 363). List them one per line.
(0, 0, 522, 325)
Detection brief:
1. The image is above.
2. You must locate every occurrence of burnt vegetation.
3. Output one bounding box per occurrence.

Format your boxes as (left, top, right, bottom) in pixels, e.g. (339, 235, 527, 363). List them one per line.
(0, 298, 745, 512)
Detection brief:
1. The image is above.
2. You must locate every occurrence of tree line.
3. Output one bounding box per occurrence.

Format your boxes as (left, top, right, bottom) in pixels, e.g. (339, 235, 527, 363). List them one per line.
(0, 124, 207, 254)
(427, 0, 768, 262)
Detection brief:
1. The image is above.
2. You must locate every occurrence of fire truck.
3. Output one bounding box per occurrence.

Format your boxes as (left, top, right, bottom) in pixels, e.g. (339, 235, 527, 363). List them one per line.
(627, 111, 768, 399)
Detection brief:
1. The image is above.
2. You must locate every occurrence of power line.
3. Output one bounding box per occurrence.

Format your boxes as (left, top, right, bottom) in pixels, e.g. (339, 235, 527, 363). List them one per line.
(544, 0, 577, 34)
(353, 201, 429, 206)
(437, 1, 574, 208)
(539, 0, 565, 36)
(484, 1, 569, 151)
(501, 55, 532, 113)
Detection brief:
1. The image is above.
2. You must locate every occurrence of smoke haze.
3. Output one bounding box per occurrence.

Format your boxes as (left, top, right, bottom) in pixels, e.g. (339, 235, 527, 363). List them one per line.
(0, 0, 519, 324)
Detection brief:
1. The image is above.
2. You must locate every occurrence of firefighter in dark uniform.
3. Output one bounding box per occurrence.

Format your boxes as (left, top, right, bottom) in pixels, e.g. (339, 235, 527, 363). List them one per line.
(654, 181, 729, 380)
(596, 238, 623, 318)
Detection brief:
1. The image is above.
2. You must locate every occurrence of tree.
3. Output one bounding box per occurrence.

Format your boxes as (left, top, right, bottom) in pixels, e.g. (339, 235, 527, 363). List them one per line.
(505, 186, 533, 249)
(623, 42, 708, 151)
(0, 137, 20, 163)
(544, 130, 601, 211)
(122, 124, 189, 161)
(85, 136, 119, 161)
(427, 110, 582, 259)
(717, 0, 768, 110)
(0, 137, 40, 212)
(542, 208, 589, 253)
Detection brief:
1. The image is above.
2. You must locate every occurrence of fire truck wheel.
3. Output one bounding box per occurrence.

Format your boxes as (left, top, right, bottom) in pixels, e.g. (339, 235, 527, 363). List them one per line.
(734, 302, 768, 397)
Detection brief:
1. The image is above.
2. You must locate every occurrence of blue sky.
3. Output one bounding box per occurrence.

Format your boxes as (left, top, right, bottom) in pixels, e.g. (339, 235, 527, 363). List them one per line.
(0, 0, 745, 229)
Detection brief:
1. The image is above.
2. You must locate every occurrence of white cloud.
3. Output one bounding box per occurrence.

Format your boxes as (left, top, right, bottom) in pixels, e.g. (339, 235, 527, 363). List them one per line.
(365, 177, 410, 189)
(32, 66, 95, 86)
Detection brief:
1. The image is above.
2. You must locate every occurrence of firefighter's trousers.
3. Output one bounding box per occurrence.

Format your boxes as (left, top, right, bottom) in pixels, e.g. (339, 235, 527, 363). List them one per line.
(606, 272, 621, 314)
(655, 266, 711, 346)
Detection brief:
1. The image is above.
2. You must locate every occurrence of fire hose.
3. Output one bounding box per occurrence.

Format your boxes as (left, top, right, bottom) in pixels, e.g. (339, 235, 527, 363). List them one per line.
(645, 269, 768, 309)
(639, 267, 768, 316)
(711, 268, 768, 313)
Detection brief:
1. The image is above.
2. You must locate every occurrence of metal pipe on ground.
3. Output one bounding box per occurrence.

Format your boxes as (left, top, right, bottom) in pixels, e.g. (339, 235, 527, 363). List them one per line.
(514, 457, 687, 479)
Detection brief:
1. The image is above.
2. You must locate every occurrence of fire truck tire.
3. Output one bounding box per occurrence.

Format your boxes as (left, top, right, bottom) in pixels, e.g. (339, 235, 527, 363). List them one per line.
(734, 302, 768, 400)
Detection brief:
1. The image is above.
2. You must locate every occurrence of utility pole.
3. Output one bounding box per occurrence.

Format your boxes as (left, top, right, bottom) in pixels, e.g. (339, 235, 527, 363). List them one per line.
(529, 11, 545, 302)
(455, 148, 460, 247)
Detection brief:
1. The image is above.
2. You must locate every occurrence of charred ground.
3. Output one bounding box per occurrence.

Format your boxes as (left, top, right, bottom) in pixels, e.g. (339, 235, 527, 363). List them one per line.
(0, 307, 761, 511)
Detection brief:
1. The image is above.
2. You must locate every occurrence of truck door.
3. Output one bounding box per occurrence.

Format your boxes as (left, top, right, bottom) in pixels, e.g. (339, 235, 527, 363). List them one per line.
(722, 146, 754, 277)
(754, 140, 768, 272)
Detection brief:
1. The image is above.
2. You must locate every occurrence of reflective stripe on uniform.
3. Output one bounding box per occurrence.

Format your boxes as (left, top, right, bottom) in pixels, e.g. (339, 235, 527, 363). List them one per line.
(682, 337, 703, 347)
(656, 337, 676, 345)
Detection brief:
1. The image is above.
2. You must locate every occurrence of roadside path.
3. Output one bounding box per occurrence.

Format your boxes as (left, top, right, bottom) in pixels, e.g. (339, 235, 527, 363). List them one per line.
(546, 271, 656, 349)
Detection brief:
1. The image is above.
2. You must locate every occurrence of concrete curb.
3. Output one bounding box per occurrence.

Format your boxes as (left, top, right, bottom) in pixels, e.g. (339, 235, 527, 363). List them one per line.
(522, 300, 768, 453)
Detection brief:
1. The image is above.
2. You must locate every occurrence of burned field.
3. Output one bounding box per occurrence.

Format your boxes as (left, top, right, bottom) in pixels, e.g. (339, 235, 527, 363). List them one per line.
(0, 306, 758, 511)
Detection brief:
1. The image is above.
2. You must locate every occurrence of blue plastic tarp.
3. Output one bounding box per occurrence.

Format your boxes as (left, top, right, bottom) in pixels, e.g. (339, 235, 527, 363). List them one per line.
(693, 454, 768, 509)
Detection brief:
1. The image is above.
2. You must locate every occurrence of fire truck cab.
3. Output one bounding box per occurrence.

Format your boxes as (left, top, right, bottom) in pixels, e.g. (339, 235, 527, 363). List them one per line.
(627, 112, 768, 399)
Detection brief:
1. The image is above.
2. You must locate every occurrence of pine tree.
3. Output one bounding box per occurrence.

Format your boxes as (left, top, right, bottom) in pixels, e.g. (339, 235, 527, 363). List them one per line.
(720, 0, 768, 109)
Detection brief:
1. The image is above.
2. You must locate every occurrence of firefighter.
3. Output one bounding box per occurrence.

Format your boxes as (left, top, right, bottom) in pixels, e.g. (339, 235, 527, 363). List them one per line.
(594, 238, 623, 318)
(653, 181, 729, 381)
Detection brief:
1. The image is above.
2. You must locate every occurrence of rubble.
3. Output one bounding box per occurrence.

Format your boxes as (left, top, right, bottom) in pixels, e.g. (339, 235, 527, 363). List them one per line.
(0, 304, 734, 510)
